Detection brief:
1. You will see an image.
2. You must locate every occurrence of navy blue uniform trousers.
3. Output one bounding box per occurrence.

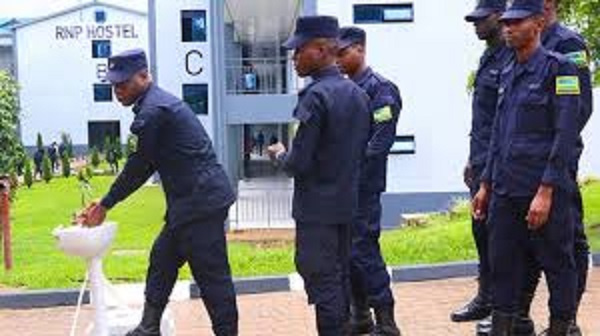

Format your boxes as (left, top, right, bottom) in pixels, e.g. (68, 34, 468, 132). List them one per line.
(296, 222, 352, 336)
(350, 190, 394, 308)
(145, 207, 238, 336)
(488, 190, 577, 320)
(523, 168, 589, 307)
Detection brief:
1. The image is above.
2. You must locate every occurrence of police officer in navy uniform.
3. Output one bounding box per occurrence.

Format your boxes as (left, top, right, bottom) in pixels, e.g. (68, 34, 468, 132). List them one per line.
(83, 49, 239, 336)
(337, 26, 402, 336)
(451, 1, 512, 333)
(518, 1, 593, 334)
(472, 0, 580, 333)
(268, 16, 371, 336)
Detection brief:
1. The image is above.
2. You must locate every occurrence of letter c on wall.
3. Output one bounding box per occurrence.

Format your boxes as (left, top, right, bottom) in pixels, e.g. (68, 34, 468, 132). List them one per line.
(186, 50, 204, 76)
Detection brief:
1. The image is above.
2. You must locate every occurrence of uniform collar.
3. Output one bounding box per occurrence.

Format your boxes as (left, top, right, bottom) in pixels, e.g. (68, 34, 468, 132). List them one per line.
(311, 65, 342, 81)
(480, 45, 504, 67)
(132, 83, 153, 114)
(517, 46, 545, 73)
(352, 66, 373, 86)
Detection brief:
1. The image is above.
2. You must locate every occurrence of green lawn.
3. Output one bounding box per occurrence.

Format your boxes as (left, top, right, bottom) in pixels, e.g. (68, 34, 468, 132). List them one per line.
(0, 176, 598, 289)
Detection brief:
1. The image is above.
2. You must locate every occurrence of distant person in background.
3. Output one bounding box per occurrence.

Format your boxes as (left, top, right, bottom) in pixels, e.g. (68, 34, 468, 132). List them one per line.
(269, 134, 278, 146)
(48, 142, 58, 172)
(33, 147, 44, 179)
(243, 64, 259, 94)
(256, 131, 265, 156)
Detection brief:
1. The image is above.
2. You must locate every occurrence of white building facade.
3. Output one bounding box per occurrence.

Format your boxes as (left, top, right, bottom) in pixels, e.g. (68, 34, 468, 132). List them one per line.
(150, 0, 599, 226)
(14, 2, 148, 152)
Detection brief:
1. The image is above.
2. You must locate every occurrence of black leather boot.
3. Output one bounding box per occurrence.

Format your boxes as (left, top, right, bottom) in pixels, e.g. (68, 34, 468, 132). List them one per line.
(512, 315, 535, 336)
(546, 318, 572, 336)
(539, 319, 582, 335)
(513, 288, 535, 336)
(567, 323, 582, 336)
(350, 303, 374, 335)
(371, 305, 401, 336)
(490, 311, 514, 336)
(451, 278, 492, 322)
(126, 301, 165, 336)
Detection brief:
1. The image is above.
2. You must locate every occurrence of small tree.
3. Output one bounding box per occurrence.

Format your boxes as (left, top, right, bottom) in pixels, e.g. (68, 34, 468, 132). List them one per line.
(61, 152, 71, 178)
(90, 147, 100, 168)
(0, 71, 21, 176)
(125, 134, 137, 157)
(42, 155, 52, 183)
(103, 136, 112, 154)
(36, 133, 44, 152)
(67, 139, 74, 158)
(85, 165, 94, 180)
(113, 137, 123, 161)
(10, 170, 19, 192)
(60, 132, 74, 158)
(24, 159, 33, 188)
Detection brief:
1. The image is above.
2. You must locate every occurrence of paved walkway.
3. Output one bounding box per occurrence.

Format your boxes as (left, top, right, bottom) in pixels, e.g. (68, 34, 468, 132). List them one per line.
(1, 269, 598, 335)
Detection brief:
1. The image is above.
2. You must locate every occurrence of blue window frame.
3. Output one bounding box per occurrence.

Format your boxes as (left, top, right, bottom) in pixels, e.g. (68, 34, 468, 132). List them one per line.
(93, 84, 113, 102)
(95, 10, 106, 24)
(182, 84, 209, 115)
(354, 4, 414, 24)
(390, 135, 416, 154)
(92, 40, 111, 58)
(181, 10, 207, 42)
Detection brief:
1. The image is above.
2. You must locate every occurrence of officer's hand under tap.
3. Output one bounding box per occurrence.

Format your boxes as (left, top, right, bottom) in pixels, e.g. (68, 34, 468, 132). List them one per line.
(526, 184, 553, 230)
(267, 142, 287, 161)
(472, 182, 490, 221)
(75, 201, 107, 227)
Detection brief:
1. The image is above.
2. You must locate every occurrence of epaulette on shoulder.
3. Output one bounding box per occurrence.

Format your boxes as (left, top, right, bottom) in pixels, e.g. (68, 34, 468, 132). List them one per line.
(547, 50, 569, 63)
(556, 24, 586, 45)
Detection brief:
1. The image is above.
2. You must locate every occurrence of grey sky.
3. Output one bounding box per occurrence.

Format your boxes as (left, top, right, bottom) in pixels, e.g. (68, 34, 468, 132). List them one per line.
(0, 0, 146, 18)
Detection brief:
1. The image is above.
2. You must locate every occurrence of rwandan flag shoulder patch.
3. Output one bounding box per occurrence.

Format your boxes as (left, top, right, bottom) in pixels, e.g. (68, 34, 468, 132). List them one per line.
(556, 76, 580, 95)
(565, 51, 589, 68)
(373, 106, 393, 123)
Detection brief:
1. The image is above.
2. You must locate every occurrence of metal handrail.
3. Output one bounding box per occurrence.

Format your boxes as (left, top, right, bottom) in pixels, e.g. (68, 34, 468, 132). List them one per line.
(225, 57, 300, 95)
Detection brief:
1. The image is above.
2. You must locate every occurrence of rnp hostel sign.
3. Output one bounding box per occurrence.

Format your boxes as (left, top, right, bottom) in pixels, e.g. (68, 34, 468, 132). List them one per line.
(56, 24, 140, 40)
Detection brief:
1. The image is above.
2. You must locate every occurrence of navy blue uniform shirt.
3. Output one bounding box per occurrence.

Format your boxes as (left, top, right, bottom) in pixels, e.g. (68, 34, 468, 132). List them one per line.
(279, 65, 370, 224)
(469, 46, 513, 168)
(542, 22, 593, 162)
(101, 84, 235, 226)
(483, 47, 580, 196)
(352, 67, 402, 193)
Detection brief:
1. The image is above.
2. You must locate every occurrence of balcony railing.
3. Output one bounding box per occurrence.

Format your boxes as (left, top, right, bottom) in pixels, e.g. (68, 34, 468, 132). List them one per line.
(225, 57, 301, 95)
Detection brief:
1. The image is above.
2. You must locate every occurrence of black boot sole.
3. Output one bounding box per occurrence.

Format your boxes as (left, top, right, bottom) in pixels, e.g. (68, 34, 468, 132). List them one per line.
(451, 308, 492, 323)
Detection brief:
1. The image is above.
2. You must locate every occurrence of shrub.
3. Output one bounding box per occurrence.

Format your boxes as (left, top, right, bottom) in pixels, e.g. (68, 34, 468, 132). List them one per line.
(61, 152, 71, 178)
(24, 159, 33, 188)
(90, 147, 101, 168)
(42, 155, 52, 183)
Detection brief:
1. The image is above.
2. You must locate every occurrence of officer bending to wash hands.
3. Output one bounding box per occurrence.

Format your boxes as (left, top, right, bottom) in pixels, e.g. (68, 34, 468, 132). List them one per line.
(80, 49, 239, 336)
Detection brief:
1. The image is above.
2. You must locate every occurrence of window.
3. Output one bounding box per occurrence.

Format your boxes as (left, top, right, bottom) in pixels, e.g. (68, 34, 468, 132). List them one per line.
(181, 10, 207, 42)
(354, 4, 414, 24)
(92, 40, 111, 58)
(182, 84, 209, 115)
(390, 135, 416, 154)
(95, 10, 106, 24)
(93, 84, 113, 102)
(88, 121, 120, 150)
